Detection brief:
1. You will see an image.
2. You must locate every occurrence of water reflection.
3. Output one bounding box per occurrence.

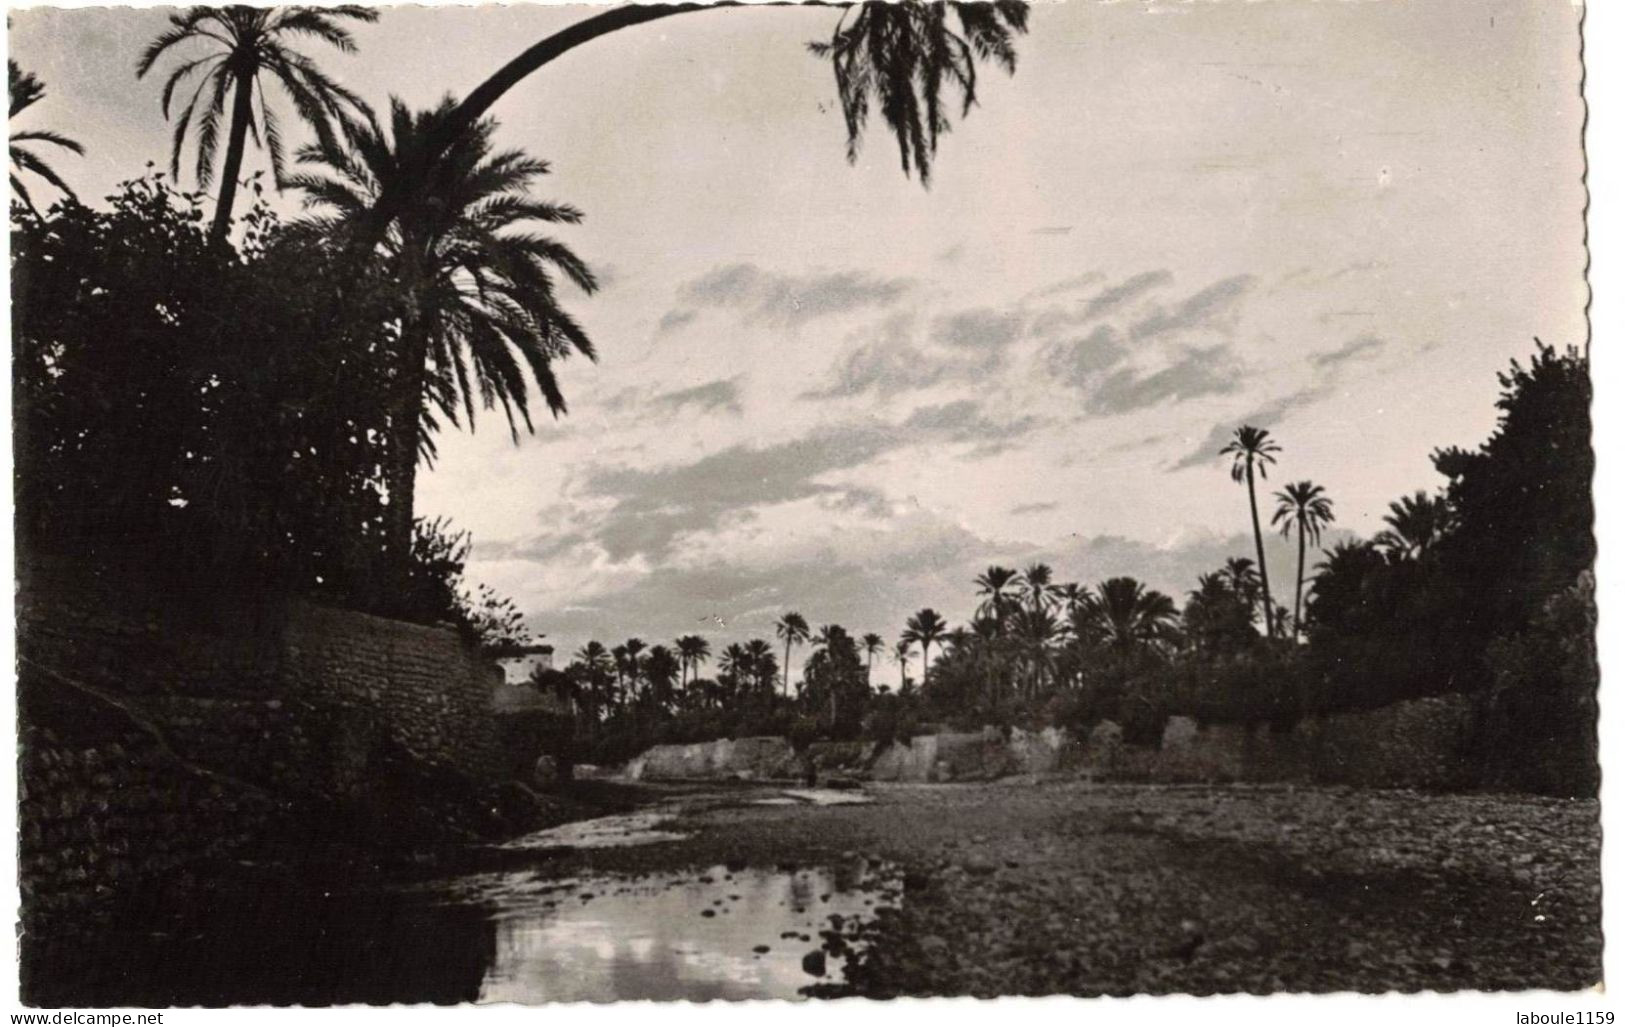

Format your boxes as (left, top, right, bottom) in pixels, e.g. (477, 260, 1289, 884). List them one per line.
(499, 810, 690, 850)
(472, 862, 895, 1003)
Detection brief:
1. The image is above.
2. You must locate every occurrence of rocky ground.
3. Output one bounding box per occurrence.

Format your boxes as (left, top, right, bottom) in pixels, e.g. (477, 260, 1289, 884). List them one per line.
(558, 780, 1602, 996)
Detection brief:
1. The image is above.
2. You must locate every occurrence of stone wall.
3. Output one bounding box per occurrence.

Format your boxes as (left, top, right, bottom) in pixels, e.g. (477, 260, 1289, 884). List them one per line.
(623, 737, 802, 782)
(281, 602, 506, 781)
(1139, 694, 1476, 789)
(17, 573, 512, 925)
(608, 695, 1481, 790)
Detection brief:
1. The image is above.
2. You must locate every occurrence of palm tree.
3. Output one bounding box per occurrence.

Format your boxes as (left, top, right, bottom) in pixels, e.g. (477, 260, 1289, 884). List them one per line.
(973, 565, 1019, 632)
(292, 97, 598, 575)
(136, 5, 377, 241)
(1220, 425, 1282, 638)
(9, 61, 85, 213)
(1019, 562, 1055, 614)
(623, 637, 647, 702)
(744, 638, 777, 696)
(892, 638, 915, 689)
(901, 608, 948, 686)
(644, 645, 680, 710)
(610, 643, 630, 706)
(718, 643, 749, 697)
(861, 632, 884, 679)
(1374, 490, 1452, 562)
(1082, 577, 1180, 654)
(775, 611, 811, 697)
(1008, 605, 1059, 696)
(1055, 582, 1089, 618)
(675, 634, 711, 686)
(343, 2, 1031, 258)
(1271, 480, 1336, 639)
(1220, 556, 1262, 616)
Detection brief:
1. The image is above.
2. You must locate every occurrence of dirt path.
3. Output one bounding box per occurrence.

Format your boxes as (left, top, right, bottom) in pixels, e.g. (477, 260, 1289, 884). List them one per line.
(560, 780, 1601, 996)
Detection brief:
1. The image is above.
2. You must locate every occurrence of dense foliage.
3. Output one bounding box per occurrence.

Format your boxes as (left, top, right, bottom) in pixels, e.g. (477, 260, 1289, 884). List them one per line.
(12, 176, 522, 639)
(541, 345, 1594, 793)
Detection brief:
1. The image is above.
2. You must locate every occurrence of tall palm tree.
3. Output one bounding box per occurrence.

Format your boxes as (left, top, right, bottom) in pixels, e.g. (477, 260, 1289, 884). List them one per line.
(861, 632, 884, 679)
(1082, 577, 1180, 654)
(775, 611, 811, 697)
(1374, 490, 1452, 562)
(1220, 425, 1282, 638)
(901, 608, 948, 686)
(292, 97, 598, 575)
(136, 5, 377, 241)
(342, 2, 1031, 258)
(1271, 480, 1336, 639)
(9, 61, 84, 213)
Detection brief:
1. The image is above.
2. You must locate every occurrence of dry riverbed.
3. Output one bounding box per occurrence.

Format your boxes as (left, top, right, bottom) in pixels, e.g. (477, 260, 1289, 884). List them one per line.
(554, 780, 1601, 996)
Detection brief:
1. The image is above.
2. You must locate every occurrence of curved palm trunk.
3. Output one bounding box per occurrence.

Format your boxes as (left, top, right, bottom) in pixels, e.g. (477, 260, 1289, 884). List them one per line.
(1246, 460, 1275, 638)
(210, 69, 256, 243)
(920, 641, 931, 689)
(1293, 519, 1306, 640)
(351, 1, 856, 259)
(783, 640, 793, 698)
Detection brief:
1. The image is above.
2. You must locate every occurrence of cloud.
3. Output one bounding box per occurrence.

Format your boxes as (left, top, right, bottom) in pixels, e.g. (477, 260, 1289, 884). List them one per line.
(1127, 273, 1254, 341)
(580, 403, 1041, 560)
(664, 262, 912, 328)
(1029, 271, 1105, 301)
(803, 336, 952, 398)
(649, 377, 744, 416)
(802, 313, 998, 399)
(1166, 384, 1330, 472)
(1310, 333, 1385, 368)
(1043, 324, 1130, 389)
(656, 309, 697, 334)
(1084, 270, 1174, 320)
(932, 308, 1025, 351)
(1087, 344, 1243, 416)
(1010, 501, 1059, 516)
(904, 400, 1042, 444)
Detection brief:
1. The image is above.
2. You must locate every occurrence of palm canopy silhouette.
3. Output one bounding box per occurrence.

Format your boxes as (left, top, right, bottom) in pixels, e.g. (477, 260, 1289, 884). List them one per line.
(860, 632, 885, 674)
(9, 61, 84, 213)
(1220, 424, 1282, 638)
(901, 607, 948, 685)
(344, 1, 1029, 257)
(675, 634, 711, 685)
(1271, 480, 1335, 639)
(1375, 490, 1452, 561)
(291, 95, 598, 570)
(974, 565, 1019, 629)
(775, 612, 811, 696)
(1081, 577, 1180, 654)
(136, 4, 377, 241)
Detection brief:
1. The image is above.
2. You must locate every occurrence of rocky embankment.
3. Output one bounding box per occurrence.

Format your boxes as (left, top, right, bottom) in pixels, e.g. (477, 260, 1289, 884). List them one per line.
(581, 781, 1599, 996)
(609, 695, 1500, 791)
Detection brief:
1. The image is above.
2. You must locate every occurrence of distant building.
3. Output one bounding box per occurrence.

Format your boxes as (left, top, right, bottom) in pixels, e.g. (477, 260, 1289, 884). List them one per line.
(493, 643, 554, 685)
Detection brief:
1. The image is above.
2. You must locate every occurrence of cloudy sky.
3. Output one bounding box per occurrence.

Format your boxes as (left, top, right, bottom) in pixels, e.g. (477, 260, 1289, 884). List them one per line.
(11, 1, 1587, 683)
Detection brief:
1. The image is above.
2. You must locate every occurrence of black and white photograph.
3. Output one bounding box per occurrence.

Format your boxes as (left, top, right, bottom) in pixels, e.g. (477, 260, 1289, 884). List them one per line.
(6, 0, 1603, 1009)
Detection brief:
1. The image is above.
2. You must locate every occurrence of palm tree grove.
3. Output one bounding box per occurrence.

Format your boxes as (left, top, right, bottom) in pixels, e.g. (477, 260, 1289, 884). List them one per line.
(9, 0, 1600, 1009)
